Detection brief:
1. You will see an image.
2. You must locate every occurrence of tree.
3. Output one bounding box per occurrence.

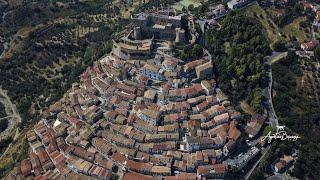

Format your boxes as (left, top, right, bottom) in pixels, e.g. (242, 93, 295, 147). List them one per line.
(0, 103, 6, 118)
(314, 46, 320, 59)
(262, 125, 276, 136)
(273, 40, 287, 52)
(191, 44, 203, 58)
(0, 119, 8, 133)
(111, 174, 119, 180)
(206, 11, 271, 113)
(182, 6, 187, 12)
(188, 4, 194, 11)
(179, 51, 187, 60)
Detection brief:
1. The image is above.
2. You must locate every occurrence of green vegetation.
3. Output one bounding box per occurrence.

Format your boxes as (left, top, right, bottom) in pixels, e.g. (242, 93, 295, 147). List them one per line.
(246, 2, 310, 45)
(249, 144, 274, 179)
(111, 174, 119, 180)
(0, 0, 179, 177)
(0, 137, 29, 178)
(0, 0, 147, 177)
(206, 11, 271, 113)
(272, 52, 320, 179)
(249, 140, 298, 179)
(0, 103, 5, 118)
(0, 1, 131, 125)
(0, 119, 8, 133)
(0, 157, 14, 179)
(271, 0, 303, 28)
(0, 103, 7, 133)
(245, 2, 282, 46)
(173, 0, 203, 11)
(314, 46, 320, 59)
(188, 0, 211, 18)
(281, 16, 309, 43)
(0, 137, 12, 152)
(273, 40, 287, 52)
(140, 0, 181, 11)
(179, 44, 203, 60)
(262, 125, 276, 136)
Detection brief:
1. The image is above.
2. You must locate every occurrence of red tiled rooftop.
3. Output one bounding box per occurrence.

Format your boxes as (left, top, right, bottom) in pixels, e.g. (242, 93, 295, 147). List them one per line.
(123, 172, 153, 180)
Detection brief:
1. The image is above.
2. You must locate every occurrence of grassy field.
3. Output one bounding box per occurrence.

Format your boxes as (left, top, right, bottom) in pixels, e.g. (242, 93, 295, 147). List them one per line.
(240, 101, 255, 115)
(0, 130, 29, 178)
(245, 3, 309, 46)
(245, 3, 283, 46)
(173, 0, 204, 11)
(280, 16, 309, 43)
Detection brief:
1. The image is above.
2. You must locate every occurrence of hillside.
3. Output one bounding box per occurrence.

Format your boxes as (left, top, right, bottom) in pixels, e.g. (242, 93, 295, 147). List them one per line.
(272, 52, 320, 179)
(206, 11, 271, 114)
(0, 0, 145, 177)
(0, 103, 5, 118)
(0, 0, 183, 177)
(245, 2, 312, 46)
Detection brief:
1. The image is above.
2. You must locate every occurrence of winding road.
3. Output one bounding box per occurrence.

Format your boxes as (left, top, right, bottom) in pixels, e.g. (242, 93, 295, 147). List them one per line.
(0, 40, 9, 59)
(244, 52, 288, 179)
(262, 52, 287, 128)
(0, 87, 21, 159)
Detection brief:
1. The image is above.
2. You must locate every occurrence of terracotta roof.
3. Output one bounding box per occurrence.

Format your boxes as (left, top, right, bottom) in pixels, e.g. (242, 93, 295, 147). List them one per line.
(116, 82, 136, 94)
(20, 159, 32, 177)
(184, 59, 206, 72)
(165, 173, 197, 180)
(38, 150, 50, 164)
(111, 152, 126, 164)
(212, 163, 226, 174)
(123, 172, 153, 180)
(301, 40, 319, 51)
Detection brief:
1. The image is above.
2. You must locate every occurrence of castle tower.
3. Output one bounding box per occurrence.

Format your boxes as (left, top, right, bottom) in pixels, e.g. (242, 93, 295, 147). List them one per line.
(175, 28, 185, 43)
(133, 26, 142, 40)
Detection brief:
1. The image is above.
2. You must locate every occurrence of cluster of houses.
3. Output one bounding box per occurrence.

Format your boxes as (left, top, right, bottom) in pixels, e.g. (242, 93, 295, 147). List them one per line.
(227, 0, 253, 10)
(273, 155, 294, 173)
(7, 46, 260, 179)
(8, 51, 242, 179)
(204, 0, 253, 20)
(294, 1, 320, 58)
(7, 7, 271, 180)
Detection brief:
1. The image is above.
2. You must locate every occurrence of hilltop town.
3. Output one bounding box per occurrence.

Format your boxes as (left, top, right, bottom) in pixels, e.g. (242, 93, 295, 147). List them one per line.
(1, 0, 320, 179)
(5, 6, 272, 180)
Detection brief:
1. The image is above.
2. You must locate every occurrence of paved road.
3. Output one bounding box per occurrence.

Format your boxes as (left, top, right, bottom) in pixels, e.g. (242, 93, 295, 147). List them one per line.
(244, 52, 287, 179)
(0, 40, 9, 59)
(267, 174, 290, 180)
(311, 24, 316, 40)
(0, 115, 19, 121)
(245, 146, 270, 180)
(0, 87, 22, 159)
(262, 52, 287, 128)
(0, 88, 22, 130)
